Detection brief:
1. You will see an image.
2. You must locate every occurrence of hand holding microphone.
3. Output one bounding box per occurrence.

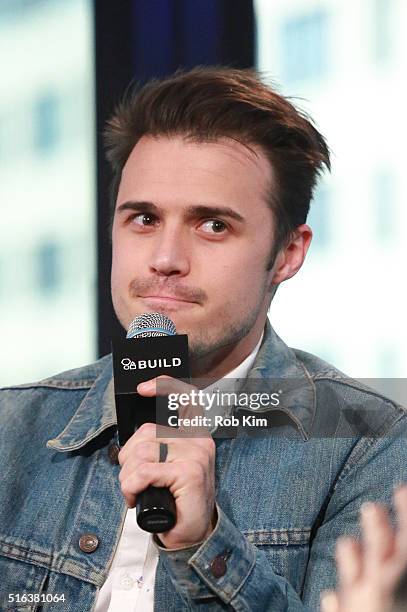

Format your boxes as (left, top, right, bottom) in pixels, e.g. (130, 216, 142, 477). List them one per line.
(117, 374, 217, 549)
(113, 312, 217, 546)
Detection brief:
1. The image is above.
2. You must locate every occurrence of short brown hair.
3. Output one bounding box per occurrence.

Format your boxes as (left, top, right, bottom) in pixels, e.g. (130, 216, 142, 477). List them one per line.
(104, 66, 330, 265)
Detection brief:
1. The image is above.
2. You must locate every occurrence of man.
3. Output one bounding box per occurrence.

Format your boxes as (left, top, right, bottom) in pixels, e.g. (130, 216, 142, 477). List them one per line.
(1, 67, 406, 611)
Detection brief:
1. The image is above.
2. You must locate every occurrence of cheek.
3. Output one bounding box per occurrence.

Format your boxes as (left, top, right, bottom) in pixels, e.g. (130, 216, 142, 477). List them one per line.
(111, 236, 135, 282)
(110, 252, 124, 290)
(210, 252, 268, 289)
(204, 257, 268, 310)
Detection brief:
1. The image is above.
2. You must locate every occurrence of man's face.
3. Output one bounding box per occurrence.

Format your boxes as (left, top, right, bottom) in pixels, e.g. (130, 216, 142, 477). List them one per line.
(111, 135, 277, 363)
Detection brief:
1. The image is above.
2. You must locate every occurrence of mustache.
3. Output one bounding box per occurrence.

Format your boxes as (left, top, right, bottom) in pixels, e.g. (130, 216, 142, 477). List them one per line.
(129, 279, 207, 304)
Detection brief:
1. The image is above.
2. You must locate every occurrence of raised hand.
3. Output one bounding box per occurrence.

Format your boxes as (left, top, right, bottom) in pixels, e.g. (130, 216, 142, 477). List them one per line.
(321, 486, 407, 612)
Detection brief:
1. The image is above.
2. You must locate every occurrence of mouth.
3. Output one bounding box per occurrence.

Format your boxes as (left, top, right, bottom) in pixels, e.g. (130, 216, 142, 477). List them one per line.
(138, 295, 198, 307)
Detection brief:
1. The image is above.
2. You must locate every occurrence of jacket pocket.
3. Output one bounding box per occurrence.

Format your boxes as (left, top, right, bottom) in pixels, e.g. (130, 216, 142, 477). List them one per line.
(244, 527, 312, 594)
(0, 555, 49, 612)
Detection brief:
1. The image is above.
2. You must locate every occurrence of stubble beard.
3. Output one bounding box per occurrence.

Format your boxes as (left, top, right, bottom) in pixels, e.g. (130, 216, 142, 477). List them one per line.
(185, 289, 268, 375)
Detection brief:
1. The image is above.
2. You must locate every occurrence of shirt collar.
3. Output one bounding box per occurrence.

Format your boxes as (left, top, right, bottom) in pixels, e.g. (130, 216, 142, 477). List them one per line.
(47, 320, 315, 451)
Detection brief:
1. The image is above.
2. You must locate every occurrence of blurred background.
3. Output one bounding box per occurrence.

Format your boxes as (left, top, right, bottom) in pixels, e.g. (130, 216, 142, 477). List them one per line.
(1, 0, 406, 389)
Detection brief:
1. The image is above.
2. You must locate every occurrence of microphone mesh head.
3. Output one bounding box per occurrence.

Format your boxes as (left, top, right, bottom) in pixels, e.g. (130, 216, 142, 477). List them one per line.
(126, 312, 177, 338)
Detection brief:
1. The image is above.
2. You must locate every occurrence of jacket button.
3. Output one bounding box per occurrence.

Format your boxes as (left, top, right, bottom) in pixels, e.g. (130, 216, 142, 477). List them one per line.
(108, 443, 120, 464)
(79, 534, 99, 553)
(210, 555, 227, 578)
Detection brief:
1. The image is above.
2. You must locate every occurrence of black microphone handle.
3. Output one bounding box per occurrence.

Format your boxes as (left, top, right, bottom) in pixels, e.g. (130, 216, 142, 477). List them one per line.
(136, 485, 176, 533)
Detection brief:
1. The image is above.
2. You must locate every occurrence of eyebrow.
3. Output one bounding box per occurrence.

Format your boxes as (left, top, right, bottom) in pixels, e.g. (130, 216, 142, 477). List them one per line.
(116, 200, 245, 223)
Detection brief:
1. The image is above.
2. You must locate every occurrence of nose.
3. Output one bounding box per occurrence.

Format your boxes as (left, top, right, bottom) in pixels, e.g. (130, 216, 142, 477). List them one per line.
(149, 226, 190, 277)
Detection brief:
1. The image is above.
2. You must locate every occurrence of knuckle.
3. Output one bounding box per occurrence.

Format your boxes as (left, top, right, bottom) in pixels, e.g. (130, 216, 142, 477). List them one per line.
(194, 437, 215, 459)
(134, 441, 154, 462)
(138, 462, 151, 479)
(192, 448, 208, 466)
(188, 460, 206, 482)
(137, 422, 156, 437)
(202, 437, 216, 455)
(135, 442, 158, 463)
(120, 479, 132, 498)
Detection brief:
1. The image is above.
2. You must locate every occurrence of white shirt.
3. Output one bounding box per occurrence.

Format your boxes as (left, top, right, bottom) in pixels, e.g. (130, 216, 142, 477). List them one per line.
(95, 332, 264, 611)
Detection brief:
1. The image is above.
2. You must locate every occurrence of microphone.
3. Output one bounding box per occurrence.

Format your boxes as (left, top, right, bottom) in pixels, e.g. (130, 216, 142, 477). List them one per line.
(127, 313, 177, 533)
(112, 312, 190, 533)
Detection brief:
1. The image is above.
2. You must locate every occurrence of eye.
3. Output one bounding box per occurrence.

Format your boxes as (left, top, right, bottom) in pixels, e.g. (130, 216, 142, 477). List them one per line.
(129, 213, 158, 227)
(200, 219, 228, 234)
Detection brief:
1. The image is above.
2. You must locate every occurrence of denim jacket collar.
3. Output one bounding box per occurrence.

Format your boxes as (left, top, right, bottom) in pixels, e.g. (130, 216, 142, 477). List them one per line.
(245, 320, 316, 440)
(46, 362, 116, 452)
(46, 320, 315, 452)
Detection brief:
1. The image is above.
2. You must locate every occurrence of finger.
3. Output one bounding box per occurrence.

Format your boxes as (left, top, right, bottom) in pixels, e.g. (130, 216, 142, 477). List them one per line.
(138, 375, 210, 423)
(320, 591, 339, 612)
(118, 441, 166, 480)
(137, 376, 211, 436)
(120, 461, 190, 508)
(394, 485, 407, 555)
(137, 375, 197, 397)
(336, 537, 363, 587)
(361, 502, 395, 573)
(118, 422, 182, 463)
(155, 376, 211, 435)
(118, 422, 157, 464)
(120, 462, 174, 508)
(131, 420, 211, 445)
(119, 427, 214, 473)
(170, 393, 212, 438)
(118, 419, 215, 471)
(172, 416, 212, 439)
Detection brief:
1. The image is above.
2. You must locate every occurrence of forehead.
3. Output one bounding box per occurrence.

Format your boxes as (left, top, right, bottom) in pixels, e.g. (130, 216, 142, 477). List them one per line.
(117, 135, 273, 208)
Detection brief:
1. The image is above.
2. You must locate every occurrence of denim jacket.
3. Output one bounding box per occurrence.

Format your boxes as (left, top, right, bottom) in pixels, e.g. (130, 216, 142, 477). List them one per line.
(1, 321, 407, 611)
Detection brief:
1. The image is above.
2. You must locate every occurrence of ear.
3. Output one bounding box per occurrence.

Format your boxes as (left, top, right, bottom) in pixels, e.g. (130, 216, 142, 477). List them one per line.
(268, 224, 313, 286)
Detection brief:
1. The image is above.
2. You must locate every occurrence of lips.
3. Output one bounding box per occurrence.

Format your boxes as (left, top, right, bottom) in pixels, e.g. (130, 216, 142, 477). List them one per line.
(140, 295, 196, 304)
(138, 295, 197, 312)
(131, 279, 205, 305)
